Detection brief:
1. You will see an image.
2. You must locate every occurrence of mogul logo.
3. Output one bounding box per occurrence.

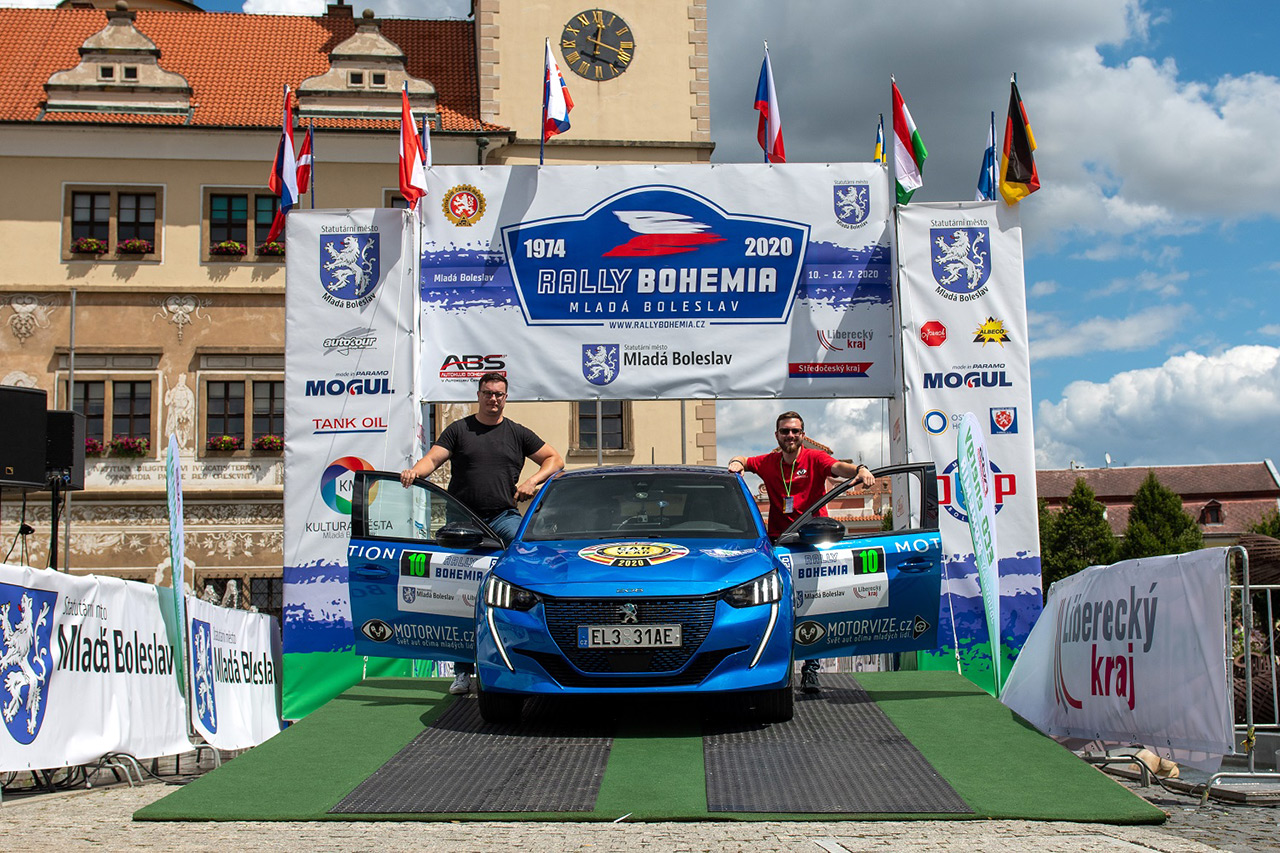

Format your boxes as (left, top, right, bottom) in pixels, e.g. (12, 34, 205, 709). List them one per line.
(930, 223, 991, 301)
(502, 187, 808, 324)
(0, 583, 54, 744)
(304, 373, 394, 396)
(578, 542, 690, 568)
(323, 327, 378, 356)
(922, 367, 1012, 389)
(973, 317, 1011, 346)
(320, 232, 381, 308)
(833, 182, 870, 228)
(938, 458, 1016, 522)
(583, 344, 620, 386)
(190, 618, 217, 733)
(1054, 585, 1160, 712)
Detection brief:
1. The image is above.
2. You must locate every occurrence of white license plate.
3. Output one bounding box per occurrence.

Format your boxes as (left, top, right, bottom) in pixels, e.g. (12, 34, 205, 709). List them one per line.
(577, 624, 682, 648)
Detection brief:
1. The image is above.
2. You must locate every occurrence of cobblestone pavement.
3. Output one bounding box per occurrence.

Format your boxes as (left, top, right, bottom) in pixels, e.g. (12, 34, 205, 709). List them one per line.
(1113, 776, 1280, 853)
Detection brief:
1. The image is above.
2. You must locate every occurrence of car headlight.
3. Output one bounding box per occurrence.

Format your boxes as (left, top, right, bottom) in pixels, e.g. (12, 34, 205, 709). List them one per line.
(722, 569, 783, 608)
(484, 575, 540, 611)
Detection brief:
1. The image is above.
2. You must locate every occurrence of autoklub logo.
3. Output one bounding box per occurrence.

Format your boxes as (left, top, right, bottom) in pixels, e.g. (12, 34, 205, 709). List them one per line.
(190, 618, 217, 733)
(919, 320, 946, 347)
(930, 222, 991, 301)
(938, 457, 1016, 523)
(442, 185, 486, 227)
(0, 582, 54, 744)
(833, 182, 870, 228)
(320, 229, 380, 308)
(439, 354, 506, 382)
(583, 344, 620, 385)
(990, 407, 1018, 435)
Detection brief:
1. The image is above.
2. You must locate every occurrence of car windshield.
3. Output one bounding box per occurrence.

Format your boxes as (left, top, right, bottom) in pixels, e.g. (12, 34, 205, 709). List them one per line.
(521, 472, 758, 541)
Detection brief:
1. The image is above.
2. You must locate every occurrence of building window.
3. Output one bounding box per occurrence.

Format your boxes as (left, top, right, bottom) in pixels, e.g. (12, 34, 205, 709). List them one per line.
(98, 65, 114, 80)
(199, 375, 284, 454)
(71, 381, 105, 442)
(64, 185, 164, 259)
(204, 188, 284, 260)
(250, 577, 284, 621)
(255, 196, 278, 242)
(572, 400, 632, 454)
(384, 189, 410, 209)
(1201, 502, 1223, 525)
(252, 380, 284, 438)
(122, 66, 138, 81)
(349, 71, 364, 87)
(371, 72, 387, 87)
(206, 381, 245, 443)
(210, 193, 248, 244)
(112, 381, 152, 440)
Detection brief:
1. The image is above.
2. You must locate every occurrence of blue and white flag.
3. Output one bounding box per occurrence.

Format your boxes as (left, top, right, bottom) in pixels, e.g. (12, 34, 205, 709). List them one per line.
(975, 113, 998, 201)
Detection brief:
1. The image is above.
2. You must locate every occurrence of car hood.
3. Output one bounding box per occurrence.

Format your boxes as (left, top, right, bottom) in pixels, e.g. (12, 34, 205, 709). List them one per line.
(494, 537, 776, 596)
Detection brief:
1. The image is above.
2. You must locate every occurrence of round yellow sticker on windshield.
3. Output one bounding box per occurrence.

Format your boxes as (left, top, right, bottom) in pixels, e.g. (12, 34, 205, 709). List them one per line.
(578, 542, 690, 568)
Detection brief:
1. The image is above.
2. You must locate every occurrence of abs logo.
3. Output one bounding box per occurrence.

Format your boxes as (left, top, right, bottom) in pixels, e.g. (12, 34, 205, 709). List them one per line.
(320, 456, 373, 515)
(0, 583, 54, 744)
(304, 374, 394, 396)
(439, 354, 506, 382)
(190, 618, 217, 734)
(930, 226, 991, 301)
(990, 407, 1018, 435)
(582, 344, 620, 386)
(320, 233, 380, 308)
(938, 457, 1017, 523)
(833, 182, 870, 228)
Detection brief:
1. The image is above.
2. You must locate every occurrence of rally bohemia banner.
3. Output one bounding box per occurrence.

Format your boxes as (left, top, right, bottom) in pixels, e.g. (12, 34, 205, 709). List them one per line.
(420, 163, 895, 401)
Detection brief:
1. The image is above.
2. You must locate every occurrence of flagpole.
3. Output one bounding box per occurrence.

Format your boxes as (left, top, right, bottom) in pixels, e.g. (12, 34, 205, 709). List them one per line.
(540, 39, 548, 166)
(309, 121, 315, 209)
(989, 111, 996, 201)
(762, 41, 769, 163)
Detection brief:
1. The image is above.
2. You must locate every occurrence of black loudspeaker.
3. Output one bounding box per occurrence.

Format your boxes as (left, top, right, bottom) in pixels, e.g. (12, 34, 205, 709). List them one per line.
(0, 386, 49, 489)
(46, 410, 86, 492)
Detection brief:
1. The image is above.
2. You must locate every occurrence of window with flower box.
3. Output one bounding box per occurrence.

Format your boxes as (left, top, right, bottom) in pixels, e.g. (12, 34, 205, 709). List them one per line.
(61, 373, 156, 459)
(203, 188, 285, 262)
(198, 366, 284, 455)
(63, 185, 163, 260)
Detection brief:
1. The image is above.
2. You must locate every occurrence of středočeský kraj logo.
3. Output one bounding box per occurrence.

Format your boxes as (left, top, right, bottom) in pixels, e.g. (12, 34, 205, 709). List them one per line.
(833, 182, 871, 228)
(320, 231, 381, 309)
(582, 344, 620, 386)
(190, 617, 218, 733)
(0, 582, 55, 744)
(930, 224, 991, 301)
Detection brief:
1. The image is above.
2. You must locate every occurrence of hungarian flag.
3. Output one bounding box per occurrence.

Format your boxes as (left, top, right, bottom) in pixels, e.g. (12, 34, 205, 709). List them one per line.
(264, 84, 298, 243)
(754, 45, 784, 163)
(399, 83, 428, 212)
(543, 38, 574, 141)
(296, 123, 314, 196)
(999, 77, 1039, 204)
(891, 79, 926, 204)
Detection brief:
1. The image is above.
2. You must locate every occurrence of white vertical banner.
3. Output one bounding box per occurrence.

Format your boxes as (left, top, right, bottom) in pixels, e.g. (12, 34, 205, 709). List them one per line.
(0, 566, 190, 771)
(282, 209, 418, 718)
(1001, 549, 1234, 772)
(894, 201, 1042, 693)
(186, 596, 283, 750)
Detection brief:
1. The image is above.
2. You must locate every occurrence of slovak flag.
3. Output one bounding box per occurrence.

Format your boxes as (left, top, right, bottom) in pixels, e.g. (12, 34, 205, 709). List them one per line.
(265, 84, 298, 243)
(296, 123, 313, 195)
(754, 44, 784, 163)
(399, 83, 428, 212)
(543, 38, 574, 141)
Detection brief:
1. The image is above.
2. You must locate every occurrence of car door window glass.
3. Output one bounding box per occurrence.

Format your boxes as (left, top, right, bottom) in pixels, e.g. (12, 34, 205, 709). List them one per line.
(362, 476, 481, 542)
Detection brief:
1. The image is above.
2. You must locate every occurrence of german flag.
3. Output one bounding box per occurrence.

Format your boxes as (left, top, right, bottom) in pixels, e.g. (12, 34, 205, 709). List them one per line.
(999, 78, 1039, 205)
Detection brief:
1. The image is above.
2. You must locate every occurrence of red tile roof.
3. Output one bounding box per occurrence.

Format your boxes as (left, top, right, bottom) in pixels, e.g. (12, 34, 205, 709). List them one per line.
(1037, 462, 1280, 500)
(0, 8, 501, 133)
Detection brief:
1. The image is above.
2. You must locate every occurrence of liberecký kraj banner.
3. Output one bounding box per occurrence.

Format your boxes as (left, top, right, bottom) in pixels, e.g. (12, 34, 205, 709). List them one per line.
(187, 596, 284, 751)
(1000, 548, 1234, 771)
(0, 564, 189, 770)
(420, 163, 895, 401)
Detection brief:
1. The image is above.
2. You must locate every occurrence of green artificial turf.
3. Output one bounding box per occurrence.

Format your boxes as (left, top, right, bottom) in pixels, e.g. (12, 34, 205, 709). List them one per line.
(135, 672, 1164, 824)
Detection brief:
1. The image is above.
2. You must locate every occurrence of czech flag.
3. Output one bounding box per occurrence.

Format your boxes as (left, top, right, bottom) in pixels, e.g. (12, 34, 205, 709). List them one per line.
(754, 45, 784, 163)
(265, 84, 298, 243)
(999, 77, 1039, 204)
(543, 38, 574, 141)
(399, 83, 428, 212)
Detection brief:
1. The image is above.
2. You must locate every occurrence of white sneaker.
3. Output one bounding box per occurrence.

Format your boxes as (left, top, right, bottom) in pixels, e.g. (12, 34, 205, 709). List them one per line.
(449, 673, 472, 695)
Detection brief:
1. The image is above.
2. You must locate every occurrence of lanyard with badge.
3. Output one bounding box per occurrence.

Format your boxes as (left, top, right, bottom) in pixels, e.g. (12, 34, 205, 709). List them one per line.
(781, 454, 798, 513)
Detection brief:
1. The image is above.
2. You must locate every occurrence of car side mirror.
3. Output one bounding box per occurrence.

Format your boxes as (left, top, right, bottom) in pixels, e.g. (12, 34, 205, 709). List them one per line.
(796, 516, 845, 546)
(436, 522, 485, 550)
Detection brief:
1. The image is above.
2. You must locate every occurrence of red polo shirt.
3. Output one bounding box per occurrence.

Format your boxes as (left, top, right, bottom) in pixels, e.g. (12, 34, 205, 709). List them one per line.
(744, 446, 838, 539)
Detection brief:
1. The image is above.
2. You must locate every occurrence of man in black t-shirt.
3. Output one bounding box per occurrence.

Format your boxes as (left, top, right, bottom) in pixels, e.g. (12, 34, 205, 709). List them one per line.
(399, 372, 564, 694)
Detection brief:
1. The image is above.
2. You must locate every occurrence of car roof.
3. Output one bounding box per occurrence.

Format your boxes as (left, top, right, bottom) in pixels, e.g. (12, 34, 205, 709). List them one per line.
(552, 464, 733, 480)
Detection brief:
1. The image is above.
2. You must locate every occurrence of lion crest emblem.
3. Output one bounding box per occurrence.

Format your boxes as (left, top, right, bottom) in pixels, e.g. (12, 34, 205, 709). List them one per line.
(0, 583, 54, 744)
(320, 233, 381, 305)
(833, 183, 870, 228)
(190, 618, 217, 733)
(930, 227, 991, 294)
(582, 344, 619, 386)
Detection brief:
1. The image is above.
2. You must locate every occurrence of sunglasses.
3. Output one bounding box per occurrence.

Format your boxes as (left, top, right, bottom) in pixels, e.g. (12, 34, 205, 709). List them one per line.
(776, 428, 803, 435)
(479, 390, 507, 399)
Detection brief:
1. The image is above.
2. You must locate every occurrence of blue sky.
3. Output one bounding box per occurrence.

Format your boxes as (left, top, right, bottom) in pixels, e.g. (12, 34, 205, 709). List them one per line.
(14, 0, 1277, 472)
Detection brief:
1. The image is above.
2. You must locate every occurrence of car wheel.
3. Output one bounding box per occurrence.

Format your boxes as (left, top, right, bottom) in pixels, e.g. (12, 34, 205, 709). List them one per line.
(477, 685, 524, 724)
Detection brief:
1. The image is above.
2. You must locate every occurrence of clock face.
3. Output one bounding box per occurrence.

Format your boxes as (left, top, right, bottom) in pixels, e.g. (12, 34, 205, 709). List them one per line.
(560, 8, 634, 80)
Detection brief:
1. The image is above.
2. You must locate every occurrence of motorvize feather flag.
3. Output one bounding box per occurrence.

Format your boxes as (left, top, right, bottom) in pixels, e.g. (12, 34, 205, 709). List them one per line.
(543, 38, 574, 141)
(754, 44, 785, 163)
(399, 83, 428, 212)
(999, 77, 1039, 204)
(891, 79, 926, 203)
(265, 84, 298, 243)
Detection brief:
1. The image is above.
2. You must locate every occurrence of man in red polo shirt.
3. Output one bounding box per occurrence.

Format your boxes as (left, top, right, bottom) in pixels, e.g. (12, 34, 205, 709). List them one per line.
(727, 411, 875, 693)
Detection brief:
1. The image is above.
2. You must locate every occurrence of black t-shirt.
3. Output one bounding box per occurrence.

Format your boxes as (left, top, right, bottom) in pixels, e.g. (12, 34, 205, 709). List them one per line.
(434, 415, 545, 519)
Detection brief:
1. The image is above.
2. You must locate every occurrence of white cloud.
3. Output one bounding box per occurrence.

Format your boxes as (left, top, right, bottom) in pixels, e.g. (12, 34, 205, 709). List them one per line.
(1028, 279, 1058, 298)
(1089, 268, 1188, 298)
(1261, 324, 1280, 337)
(1030, 303, 1190, 359)
(1035, 345, 1280, 467)
(715, 398, 889, 467)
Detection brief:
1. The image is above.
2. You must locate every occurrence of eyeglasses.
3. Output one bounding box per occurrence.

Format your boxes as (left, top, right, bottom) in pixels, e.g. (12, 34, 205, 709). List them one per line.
(479, 390, 507, 399)
(776, 428, 803, 435)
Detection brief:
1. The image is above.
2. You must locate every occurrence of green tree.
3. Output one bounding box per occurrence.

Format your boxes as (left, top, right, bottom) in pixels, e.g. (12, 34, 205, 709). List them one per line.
(1116, 471, 1204, 560)
(1039, 479, 1116, 598)
(881, 505, 894, 531)
(1249, 509, 1280, 538)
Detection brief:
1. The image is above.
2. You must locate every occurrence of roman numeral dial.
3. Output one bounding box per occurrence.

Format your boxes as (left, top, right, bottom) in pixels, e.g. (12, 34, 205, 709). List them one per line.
(560, 8, 635, 80)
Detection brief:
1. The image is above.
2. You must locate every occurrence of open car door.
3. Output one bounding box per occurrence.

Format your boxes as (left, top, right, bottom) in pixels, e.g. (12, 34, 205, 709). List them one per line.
(348, 470, 505, 661)
(774, 463, 942, 659)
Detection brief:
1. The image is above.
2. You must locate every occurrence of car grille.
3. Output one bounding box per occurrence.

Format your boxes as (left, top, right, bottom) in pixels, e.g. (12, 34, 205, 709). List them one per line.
(519, 647, 744, 688)
(541, 596, 717, 674)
